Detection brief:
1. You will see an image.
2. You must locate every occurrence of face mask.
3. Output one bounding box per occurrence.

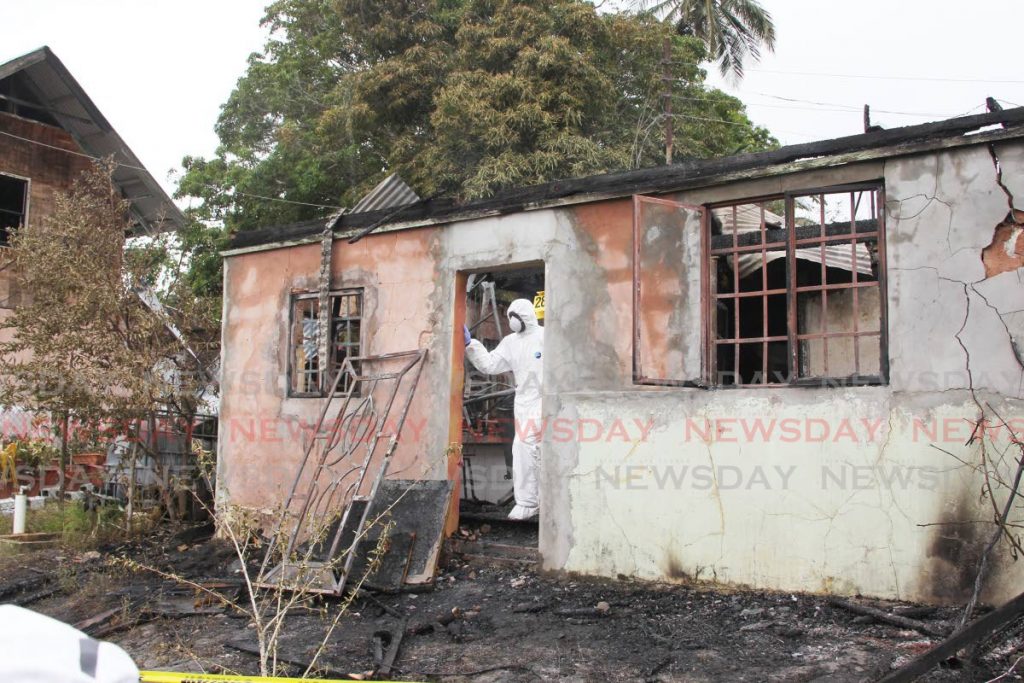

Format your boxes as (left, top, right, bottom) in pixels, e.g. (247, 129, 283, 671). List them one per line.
(508, 312, 525, 333)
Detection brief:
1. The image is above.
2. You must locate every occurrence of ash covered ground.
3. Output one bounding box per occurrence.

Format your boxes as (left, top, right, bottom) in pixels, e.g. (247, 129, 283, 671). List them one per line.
(0, 522, 1016, 682)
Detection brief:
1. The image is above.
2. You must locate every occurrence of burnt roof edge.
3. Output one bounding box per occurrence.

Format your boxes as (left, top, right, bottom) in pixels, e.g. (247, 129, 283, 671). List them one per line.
(225, 107, 1024, 255)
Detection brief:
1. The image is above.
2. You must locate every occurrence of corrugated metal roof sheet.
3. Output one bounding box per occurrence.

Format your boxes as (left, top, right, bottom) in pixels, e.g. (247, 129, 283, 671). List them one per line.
(0, 47, 184, 233)
(713, 205, 873, 279)
(351, 174, 420, 214)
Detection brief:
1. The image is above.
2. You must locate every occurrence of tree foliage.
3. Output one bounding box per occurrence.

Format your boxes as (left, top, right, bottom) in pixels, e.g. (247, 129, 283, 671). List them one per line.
(177, 0, 776, 247)
(633, 0, 776, 79)
(0, 161, 219, 426)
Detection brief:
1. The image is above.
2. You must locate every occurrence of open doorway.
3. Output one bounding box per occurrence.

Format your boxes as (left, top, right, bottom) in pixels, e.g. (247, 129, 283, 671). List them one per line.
(457, 263, 544, 549)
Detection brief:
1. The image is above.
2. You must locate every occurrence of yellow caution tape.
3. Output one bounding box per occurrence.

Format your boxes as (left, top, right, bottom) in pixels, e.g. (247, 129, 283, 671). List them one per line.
(533, 290, 545, 321)
(140, 672, 412, 683)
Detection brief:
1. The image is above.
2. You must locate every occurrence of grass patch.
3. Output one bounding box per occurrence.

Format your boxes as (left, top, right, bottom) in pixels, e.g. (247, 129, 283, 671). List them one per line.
(0, 499, 125, 549)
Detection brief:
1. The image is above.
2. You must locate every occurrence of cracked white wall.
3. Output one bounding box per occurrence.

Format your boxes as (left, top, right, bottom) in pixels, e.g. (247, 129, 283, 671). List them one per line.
(544, 141, 1024, 604)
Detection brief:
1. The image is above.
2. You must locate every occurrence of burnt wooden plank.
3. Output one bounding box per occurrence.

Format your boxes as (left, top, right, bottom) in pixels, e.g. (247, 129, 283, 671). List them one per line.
(828, 597, 946, 638)
(345, 530, 417, 592)
(878, 590, 1024, 683)
(73, 607, 121, 633)
(369, 531, 415, 592)
(367, 479, 454, 586)
(376, 618, 407, 677)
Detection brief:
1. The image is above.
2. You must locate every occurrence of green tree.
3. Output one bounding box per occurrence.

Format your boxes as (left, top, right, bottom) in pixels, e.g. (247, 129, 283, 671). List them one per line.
(633, 0, 776, 79)
(0, 160, 218, 427)
(177, 0, 776, 247)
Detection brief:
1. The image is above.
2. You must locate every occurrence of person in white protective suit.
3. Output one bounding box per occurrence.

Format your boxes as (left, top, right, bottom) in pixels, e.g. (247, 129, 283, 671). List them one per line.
(464, 298, 544, 520)
(0, 605, 140, 682)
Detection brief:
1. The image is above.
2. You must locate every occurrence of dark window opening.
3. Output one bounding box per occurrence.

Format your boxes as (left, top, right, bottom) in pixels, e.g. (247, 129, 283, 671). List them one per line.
(0, 174, 28, 246)
(328, 291, 362, 393)
(289, 289, 363, 396)
(708, 184, 886, 387)
(0, 75, 60, 127)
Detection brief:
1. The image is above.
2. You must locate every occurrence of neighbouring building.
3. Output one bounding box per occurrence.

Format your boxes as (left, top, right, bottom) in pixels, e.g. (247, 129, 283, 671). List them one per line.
(218, 108, 1024, 604)
(0, 46, 184, 338)
(0, 47, 191, 494)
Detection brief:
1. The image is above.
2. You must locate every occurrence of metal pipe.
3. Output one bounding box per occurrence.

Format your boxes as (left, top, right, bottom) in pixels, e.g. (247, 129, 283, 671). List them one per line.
(13, 486, 27, 535)
(462, 389, 516, 405)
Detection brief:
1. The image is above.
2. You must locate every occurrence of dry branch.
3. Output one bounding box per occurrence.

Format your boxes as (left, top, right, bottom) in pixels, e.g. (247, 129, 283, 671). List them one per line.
(827, 598, 947, 638)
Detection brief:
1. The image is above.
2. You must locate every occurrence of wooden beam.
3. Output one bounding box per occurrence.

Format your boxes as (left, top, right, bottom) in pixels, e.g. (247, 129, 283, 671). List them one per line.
(878, 590, 1024, 683)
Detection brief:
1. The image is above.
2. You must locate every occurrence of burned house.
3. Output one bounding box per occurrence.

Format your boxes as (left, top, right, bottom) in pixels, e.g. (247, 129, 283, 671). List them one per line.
(218, 108, 1024, 604)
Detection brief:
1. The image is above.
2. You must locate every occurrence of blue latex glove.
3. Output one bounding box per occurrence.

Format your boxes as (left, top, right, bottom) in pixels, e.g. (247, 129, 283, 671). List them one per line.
(463, 324, 471, 347)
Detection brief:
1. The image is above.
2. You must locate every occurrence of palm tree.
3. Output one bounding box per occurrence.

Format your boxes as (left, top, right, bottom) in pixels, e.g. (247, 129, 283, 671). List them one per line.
(633, 0, 775, 163)
(635, 0, 776, 80)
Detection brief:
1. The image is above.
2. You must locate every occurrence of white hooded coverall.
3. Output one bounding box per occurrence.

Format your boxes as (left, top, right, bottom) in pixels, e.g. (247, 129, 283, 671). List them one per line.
(0, 605, 140, 683)
(465, 298, 544, 520)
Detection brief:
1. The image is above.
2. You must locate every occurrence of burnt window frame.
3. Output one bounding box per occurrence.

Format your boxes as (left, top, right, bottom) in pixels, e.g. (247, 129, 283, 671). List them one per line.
(287, 288, 364, 398)
(703, 181, 889, 388)
(0, 172, 30, 247)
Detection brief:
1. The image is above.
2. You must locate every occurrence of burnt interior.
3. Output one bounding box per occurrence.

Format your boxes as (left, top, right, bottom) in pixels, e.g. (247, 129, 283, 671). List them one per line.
(460, 265, 543, 509)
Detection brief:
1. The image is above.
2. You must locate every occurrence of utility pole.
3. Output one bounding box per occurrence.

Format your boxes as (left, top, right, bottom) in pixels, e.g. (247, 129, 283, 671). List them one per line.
(663, 37, 674, 165)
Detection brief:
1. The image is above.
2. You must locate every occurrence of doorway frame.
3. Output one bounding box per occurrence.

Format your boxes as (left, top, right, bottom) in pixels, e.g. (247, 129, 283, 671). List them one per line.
(446, 260, 546, 536)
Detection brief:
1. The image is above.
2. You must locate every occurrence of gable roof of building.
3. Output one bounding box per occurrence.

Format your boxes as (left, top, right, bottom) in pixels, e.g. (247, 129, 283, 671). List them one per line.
(226, 106, 1024, 254)
(0, 46, 185, 233)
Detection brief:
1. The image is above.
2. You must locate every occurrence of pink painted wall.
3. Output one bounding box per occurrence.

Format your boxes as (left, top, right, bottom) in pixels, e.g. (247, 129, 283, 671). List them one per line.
(218, 226, 448, 511)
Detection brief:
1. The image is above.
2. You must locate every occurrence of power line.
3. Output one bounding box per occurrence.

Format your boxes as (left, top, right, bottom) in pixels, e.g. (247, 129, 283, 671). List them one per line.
(665, 91, 1021, 143)
(669, 90, 979, 121)
(747, 92, 948, 118)
(666, 59, 1024, 85)
(749, 67, 1024, 85)
(673, 93, 932, 118)
(6, 85, 1014, 210)
(666, 94, 951, 137)
(953, 103, 987, 118)
(665, 112, 815, 139)
(203, 189, 342, 210)
(0, 129, 150, 172)
(0, 129, 345, 211)
(8, 105, 816, 201)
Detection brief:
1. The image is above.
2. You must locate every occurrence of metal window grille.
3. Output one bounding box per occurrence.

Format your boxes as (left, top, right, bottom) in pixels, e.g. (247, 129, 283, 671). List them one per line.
(706, 183, 887, 387)
(329, 291, 362, 395)
(289, 289, 363, 397)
